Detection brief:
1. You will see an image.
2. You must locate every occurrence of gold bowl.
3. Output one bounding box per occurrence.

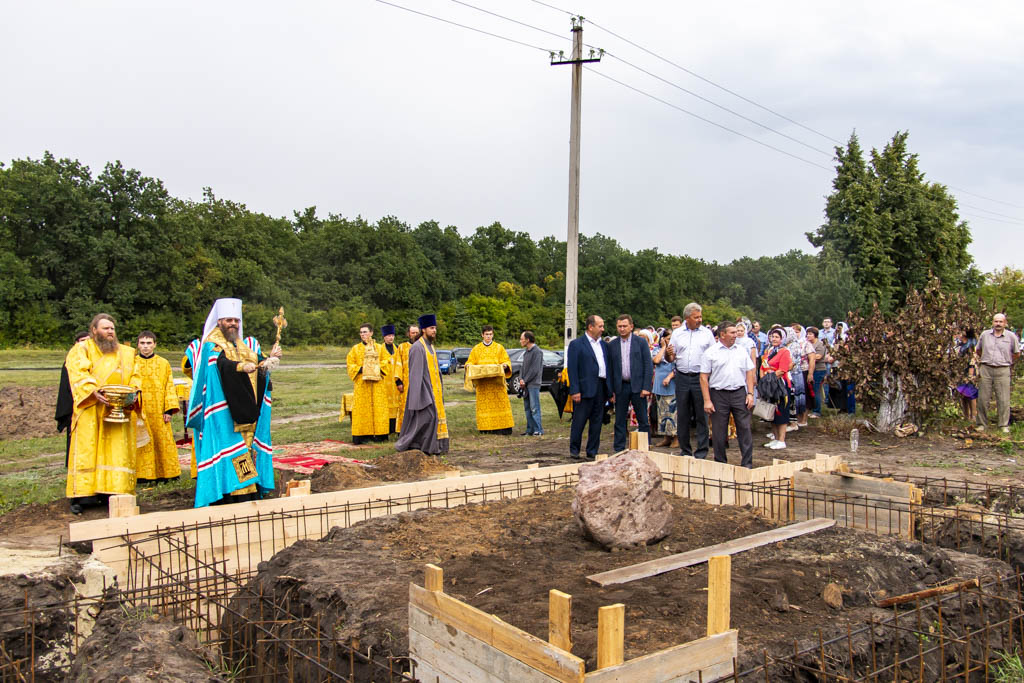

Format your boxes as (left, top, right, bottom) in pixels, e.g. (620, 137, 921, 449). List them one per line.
(99, 384, 137, 423)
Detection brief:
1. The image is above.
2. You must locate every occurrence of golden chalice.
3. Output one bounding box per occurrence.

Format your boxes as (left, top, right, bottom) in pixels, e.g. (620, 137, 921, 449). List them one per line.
(99, 384, 137, 423)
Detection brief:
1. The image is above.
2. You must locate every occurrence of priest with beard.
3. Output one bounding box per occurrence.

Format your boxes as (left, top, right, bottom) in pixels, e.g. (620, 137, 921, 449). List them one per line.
(396, 314, 449, 454)
(64, 314, 143, 514)
(395, 324, 420, 433)
(186, 298, 281, 507)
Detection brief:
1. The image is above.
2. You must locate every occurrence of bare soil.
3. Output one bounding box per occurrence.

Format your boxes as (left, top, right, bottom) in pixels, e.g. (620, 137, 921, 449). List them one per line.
(67, 599, 223, 682)
(0, 385, 58, 439)
(226, 488, 1010, 676)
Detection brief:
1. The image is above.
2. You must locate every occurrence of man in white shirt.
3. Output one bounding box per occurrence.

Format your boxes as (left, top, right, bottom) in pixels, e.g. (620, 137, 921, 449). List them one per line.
(566, 315, 611, 459)
(666, 302, 715, 458)
(700, 320, 756, 467)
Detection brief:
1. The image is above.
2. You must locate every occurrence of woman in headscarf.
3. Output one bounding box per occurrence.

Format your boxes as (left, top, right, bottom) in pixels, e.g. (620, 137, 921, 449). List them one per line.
(761, 328, 792, 450)
(955, 328, 978, 422)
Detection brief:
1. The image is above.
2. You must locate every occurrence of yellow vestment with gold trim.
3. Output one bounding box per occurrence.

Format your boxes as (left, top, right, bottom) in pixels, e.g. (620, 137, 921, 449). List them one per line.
(466, 342, 514, 431)
(381, 343, 401, 423)
(65, 340, 142, 498)
(395, 341, 412, 432)
(135, 354, 181, 480)
(346, 341, 391, 437)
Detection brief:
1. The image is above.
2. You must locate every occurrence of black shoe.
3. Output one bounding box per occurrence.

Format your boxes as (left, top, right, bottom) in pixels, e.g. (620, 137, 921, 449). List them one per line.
(69, 503, 83, 515)
(569, 452, 583, 460)
(585, 454, 596, 461)
(520, 432, 532, 436)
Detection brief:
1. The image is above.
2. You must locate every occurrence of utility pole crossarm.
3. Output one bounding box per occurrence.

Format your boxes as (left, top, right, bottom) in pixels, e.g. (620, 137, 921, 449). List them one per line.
(550, 16, 602, 358)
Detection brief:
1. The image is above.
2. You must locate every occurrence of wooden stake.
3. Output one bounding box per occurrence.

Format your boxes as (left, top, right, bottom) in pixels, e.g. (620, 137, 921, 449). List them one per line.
(548, 590, 572, 652)
(597, 604, 625, 669)
(707, 555, 731, 636)
(108, 495, 137, 518)
(875, 579, 978, 608)
(425, 564, 444, 592)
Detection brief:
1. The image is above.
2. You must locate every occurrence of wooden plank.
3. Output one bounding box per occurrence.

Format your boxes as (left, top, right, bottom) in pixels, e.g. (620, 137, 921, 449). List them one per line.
(584, 630, 737, 683)
(596, 604, 624, 669)
(425, 564, 444, 592)
(70, 462, 583, 541)
(794, 471, 914, 499)
(706, 556, 730, 636)
(410, 606, 563, 683)
(409, 583, 584, 683)
(548, 590, 572, 652)
(587, 518, 836, 586)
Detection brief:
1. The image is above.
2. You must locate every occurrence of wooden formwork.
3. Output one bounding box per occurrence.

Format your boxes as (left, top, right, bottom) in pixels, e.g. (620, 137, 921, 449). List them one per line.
(71, 454, 849, 590)
(409, 564, 738, 683)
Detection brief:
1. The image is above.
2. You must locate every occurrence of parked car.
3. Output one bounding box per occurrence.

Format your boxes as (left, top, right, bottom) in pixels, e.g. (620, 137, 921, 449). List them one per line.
(505, 348, 563, 394)
(451, 347, 472, 370)
(436, 349, 458, 375)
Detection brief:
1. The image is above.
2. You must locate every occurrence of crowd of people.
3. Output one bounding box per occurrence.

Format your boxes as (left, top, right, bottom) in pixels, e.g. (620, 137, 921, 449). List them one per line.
(55, 298, 1019, 515)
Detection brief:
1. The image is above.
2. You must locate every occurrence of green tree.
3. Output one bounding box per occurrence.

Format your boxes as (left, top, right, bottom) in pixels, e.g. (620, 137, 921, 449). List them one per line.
(808, 131, 978, 312)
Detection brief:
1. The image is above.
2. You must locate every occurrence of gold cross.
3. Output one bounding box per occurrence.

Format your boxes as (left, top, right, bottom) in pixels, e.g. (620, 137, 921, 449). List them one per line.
(273, 307, 288, 344)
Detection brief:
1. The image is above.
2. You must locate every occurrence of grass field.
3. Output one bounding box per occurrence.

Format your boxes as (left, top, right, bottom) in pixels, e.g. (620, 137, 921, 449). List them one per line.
(0, 347, 558, 513)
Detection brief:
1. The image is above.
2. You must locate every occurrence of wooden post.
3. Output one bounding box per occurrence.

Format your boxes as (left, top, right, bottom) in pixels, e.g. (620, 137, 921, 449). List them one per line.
(597, 604, 625, 669)
(707, 555, 731, 636)
(425, 564, 444, 592)
(629, 431, 638, 450)
(527, 463, 540, 470)
(286, 480, 311, 497)
(548, 590, 573, 652)
(108, 494, 137, 518)
(637, 431, 649, 452)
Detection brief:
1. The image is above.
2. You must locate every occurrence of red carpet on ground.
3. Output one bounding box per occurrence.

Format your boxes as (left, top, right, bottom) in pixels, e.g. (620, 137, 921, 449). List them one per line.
(177, 439, 369, 474)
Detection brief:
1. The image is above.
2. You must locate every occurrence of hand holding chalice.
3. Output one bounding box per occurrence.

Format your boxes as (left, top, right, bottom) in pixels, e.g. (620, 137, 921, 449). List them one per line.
(98, 384, 138, 423)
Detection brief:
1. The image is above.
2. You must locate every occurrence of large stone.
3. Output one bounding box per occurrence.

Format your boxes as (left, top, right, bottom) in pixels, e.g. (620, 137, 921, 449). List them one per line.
(572, 451, 673, 549)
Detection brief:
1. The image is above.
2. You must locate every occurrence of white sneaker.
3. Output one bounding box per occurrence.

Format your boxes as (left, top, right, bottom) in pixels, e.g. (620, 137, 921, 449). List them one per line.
(766, 433, 774, 440)
(1002, 427, 1011, 434)
(797, 422, 808, 427)
(768, 441, 787, 450)
(764, 440, 779, 448)
(977, 425, 986, 432)
(786, 424, 799, 432)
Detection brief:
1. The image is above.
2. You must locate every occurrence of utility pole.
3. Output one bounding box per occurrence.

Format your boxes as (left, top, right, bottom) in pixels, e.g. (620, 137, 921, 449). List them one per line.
(551, 17, 602, 356)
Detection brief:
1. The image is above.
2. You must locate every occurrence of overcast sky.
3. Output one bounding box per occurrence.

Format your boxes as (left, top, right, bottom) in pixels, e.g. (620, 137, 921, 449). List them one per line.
(3, 0, 1022, 273)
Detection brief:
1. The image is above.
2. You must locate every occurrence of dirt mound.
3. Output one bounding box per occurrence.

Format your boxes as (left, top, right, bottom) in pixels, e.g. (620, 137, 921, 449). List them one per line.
(309, 450, 455, 493)
(0, 385, 58, 439)
(68, 600, 223, 682)
(224, 489, 1008, 674)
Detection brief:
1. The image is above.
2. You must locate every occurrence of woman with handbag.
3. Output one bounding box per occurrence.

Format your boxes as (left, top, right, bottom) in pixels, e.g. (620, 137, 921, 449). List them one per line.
(761, 328, 793, 450)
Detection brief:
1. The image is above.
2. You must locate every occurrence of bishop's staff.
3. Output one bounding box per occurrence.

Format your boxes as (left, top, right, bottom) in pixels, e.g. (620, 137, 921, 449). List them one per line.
(258, 307, 286, 373)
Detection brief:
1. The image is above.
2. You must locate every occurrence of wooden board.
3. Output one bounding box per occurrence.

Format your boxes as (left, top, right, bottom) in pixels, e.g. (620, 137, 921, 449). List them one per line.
(792, 471, 916, 537)
(583, 630, 737, 683)
(409, 583, 585, 683)
(410, 605, 565, 683)
(587, 519, 836, 587)
(71, 462, 583, 542)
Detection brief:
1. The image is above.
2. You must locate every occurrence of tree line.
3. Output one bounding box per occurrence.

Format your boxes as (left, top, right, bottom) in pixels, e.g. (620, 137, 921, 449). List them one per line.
(0, 133, 1001, 349)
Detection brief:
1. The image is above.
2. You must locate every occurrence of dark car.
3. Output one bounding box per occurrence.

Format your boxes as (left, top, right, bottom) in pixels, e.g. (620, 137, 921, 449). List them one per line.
(436, 349, 458, 375)
(451, 347, 472, 369)
(505, 348, 563, 394)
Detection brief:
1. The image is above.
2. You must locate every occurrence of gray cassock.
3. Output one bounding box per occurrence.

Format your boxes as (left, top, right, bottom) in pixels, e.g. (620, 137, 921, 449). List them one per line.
(395, 340, 450, 454)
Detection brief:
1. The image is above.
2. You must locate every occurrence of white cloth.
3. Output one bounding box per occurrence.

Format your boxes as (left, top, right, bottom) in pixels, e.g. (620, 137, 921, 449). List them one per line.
(669, 324, 715, 373)
(700, 341, 755, 390)
(735, 335, 755, 356)
(201, 297, 243, 344)
(587, 333, 607, 379)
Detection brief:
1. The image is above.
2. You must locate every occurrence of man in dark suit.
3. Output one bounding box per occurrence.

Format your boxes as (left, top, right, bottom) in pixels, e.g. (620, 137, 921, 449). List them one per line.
(607, 314, 655, 452)
(566, 314, 611, 460)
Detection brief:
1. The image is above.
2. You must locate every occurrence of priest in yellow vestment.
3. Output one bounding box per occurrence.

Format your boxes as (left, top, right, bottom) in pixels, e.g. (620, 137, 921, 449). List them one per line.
(134, 331, 181, 483)
(465, 325, 514, 434)
(346, 323, 391, 443)
(380, 324, 401, 435)
(65, 313, 143, 514)
(395, 324, 420, 433)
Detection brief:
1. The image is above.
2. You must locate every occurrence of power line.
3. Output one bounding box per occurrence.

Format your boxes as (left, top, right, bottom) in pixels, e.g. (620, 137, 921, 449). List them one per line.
(374, 0, 551, 52)
(585, 67, 833, 172)
(450, 0, 833, 157)
(961, 203, 1024, 223)
(604, 52, 833, 157)
(523, 0, 843, 146)
(446, 0, 568, 43)
(950, 186, 1024, 211)
(962, 213, 1024, 227)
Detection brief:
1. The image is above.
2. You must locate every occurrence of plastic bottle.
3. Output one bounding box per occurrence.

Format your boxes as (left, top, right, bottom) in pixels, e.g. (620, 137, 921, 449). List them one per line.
(849, 428, 859, 453)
